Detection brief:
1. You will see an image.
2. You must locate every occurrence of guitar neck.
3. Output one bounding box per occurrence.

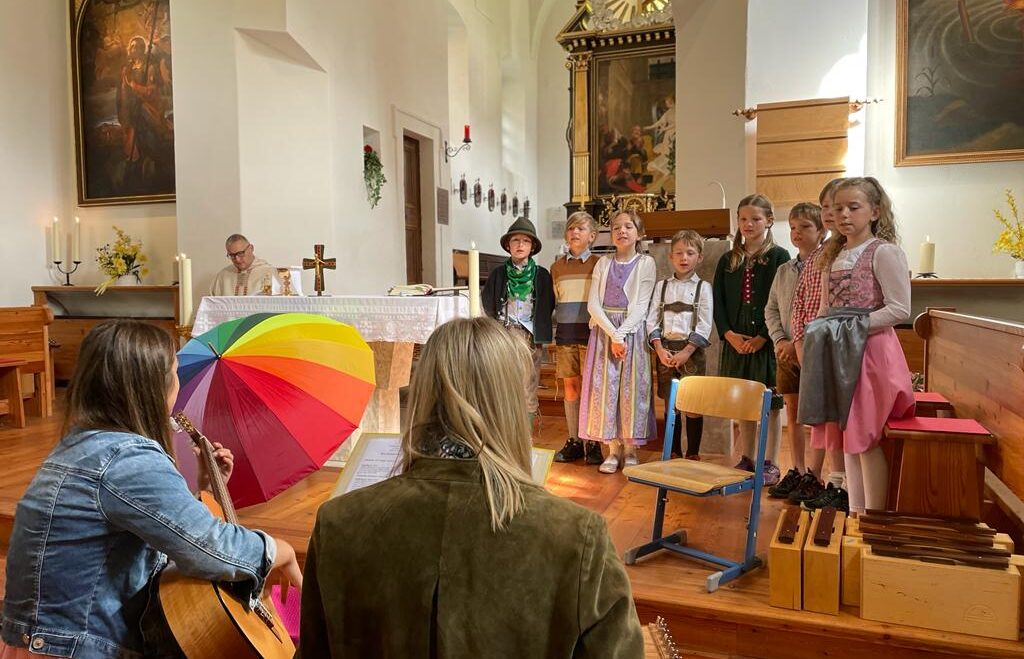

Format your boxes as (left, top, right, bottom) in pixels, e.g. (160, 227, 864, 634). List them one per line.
(173, 413, 238, 524)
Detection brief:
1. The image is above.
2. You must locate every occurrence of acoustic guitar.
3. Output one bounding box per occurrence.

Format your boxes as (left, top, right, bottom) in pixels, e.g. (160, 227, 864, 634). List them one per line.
(158, 412, 296, 658)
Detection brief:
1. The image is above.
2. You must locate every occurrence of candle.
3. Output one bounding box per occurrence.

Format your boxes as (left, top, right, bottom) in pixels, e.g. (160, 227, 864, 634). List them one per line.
(919, 235, 935, 274)
(463, 124, 471, 142)
(468, 241, 480, 317)
(51, 217, 60, 262)
(175, 255, 182, 321)
(72, 217, 80, 262)
(181, 254, 193, 324)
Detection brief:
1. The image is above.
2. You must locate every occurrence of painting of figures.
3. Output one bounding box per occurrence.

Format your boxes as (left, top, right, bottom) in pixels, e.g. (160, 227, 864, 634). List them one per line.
(897, 0, 1024, 165)
(71, 0, 175, 205)
(593, 52, 676, 196)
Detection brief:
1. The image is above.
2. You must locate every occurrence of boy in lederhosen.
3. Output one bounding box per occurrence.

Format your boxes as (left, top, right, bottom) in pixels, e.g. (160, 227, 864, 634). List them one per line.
(645, 230, 714, 459)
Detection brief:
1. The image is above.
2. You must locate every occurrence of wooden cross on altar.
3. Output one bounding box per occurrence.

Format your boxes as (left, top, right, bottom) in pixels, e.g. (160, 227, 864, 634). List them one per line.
(302, 244, 336, 296)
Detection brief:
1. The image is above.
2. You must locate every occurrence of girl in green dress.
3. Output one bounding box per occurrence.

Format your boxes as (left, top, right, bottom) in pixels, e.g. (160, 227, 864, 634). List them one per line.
(712, 194, 790, 484)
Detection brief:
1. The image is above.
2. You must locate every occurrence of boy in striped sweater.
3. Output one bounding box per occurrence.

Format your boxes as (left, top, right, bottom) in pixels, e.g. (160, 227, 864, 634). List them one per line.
(551, 212, 602, 464)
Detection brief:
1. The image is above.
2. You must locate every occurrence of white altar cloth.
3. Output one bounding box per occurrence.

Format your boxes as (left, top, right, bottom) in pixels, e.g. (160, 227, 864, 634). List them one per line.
(192, 295, 469, 342)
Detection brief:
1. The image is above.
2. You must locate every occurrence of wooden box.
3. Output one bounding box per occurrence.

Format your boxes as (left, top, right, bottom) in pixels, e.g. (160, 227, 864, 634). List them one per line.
(769, 509, 810, 610)
(803, 511, 846, 615)
(861, 547, 1021, 640)
(841, 516, 862, 606)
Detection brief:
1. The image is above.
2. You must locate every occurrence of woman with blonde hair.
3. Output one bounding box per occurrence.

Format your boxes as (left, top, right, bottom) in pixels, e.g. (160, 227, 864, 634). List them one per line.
(298, 316, 642, 658)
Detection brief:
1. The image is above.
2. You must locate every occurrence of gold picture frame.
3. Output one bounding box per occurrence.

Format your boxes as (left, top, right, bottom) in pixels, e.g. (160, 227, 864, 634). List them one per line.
(71, 0, 176, 205)
(895, 0, 1024, 167)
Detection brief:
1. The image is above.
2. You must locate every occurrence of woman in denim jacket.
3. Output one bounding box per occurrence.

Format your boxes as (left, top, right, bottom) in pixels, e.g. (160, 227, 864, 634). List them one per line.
(1, 321, 302, 658)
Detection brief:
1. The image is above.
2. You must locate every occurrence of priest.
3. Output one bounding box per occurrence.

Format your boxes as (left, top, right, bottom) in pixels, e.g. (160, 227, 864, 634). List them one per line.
(210, 234, 278, 296)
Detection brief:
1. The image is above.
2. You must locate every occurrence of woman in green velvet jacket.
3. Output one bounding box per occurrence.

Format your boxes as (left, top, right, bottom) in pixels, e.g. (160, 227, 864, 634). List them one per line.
(297, 317, 643, 658)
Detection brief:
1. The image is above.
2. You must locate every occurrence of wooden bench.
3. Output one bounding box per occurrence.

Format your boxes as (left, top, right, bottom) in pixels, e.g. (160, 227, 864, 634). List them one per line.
(0, 358, 27, 428)
(0, 306, 54, 419)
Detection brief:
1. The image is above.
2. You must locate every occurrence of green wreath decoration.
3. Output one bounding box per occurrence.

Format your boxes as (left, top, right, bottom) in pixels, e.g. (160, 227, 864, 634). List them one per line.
(363, 144, 387, 208)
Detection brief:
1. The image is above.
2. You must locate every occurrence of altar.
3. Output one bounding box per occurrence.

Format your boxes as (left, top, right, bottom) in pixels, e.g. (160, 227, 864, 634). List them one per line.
(192, 295, 469, 443)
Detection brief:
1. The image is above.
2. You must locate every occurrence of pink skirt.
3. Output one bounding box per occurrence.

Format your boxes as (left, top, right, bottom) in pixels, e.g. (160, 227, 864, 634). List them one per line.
(810, 327, 915, 454)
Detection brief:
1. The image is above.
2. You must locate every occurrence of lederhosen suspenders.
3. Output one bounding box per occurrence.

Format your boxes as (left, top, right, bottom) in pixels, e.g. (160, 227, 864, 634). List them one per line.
(657, 278, 703, 349)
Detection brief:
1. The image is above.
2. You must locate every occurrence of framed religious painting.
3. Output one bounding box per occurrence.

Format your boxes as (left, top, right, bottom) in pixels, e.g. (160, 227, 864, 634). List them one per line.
(71, 0, 176, 205)
(896, 0, 1024, 166)
(591, 48, 676, 196)
(557, 0, 674, 220)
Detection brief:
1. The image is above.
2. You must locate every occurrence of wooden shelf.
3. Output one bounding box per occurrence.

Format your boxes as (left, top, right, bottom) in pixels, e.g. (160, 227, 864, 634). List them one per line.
(911, 278, 1024, 287)
(31, 285, 177, 293)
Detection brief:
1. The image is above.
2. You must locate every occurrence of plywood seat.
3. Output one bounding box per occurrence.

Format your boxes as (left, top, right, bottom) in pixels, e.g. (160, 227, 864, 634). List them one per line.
(623, 459, 751, 495)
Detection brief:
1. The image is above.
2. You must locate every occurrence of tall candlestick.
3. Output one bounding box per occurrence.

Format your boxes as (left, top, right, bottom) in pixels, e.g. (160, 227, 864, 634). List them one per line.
(918, 235, 935, 274)
(51, 217, 60, 262)
(181, 254, 193, 324)
(468, 241, 480, 317)
(463, 124, 471, 142)
(175, 255, 183, 321)
(72, 217, 81, 262)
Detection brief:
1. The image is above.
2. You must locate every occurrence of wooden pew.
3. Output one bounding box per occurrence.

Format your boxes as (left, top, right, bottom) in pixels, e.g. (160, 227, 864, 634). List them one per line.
(915, 309, 1024, 546)
(0, 306, 55, 419)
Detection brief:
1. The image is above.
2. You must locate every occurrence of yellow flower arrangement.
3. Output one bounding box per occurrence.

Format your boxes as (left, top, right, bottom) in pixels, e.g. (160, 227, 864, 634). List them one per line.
(993, 189, 1024, 261)
(95, 227, 150, 294)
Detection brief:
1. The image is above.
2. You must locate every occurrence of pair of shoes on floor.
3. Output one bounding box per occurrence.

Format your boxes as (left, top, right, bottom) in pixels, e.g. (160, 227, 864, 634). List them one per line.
(554, 438, 584, 463)
(787, 472, 825, 505)
(732, 456, 780, 485)
(684, 453, 701, 461)
(800, 482, 849, 513)
(599, 446, 638, 474)
(734, 455, 754, 472)
(761, 461, 781, 486)
(768, 468, 802, 498)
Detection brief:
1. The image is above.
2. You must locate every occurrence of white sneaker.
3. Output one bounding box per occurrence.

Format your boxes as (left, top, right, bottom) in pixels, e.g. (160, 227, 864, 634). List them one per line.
(599, 454, 620, 474)
(623, 449, 639, 467)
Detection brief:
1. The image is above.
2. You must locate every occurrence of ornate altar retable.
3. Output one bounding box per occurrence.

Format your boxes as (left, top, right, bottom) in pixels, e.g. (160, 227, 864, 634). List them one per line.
(193, 295, 469, 441)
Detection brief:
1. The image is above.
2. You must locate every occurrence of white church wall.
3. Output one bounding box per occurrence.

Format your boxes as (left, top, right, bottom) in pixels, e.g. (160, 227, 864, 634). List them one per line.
(0, 2, 176, 306)
(745, 0, 869, 256)
(865, 0, 1020, 279)
(674, 0, 748, 215)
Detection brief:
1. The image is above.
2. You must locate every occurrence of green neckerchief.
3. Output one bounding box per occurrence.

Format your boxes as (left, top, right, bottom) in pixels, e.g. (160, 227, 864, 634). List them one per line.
(505, 257, 536, 301)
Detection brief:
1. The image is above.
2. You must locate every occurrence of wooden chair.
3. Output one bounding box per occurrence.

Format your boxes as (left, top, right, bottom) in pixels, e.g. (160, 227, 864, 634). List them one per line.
(623, 376, 772, 592)
(0, 306, 55, 419)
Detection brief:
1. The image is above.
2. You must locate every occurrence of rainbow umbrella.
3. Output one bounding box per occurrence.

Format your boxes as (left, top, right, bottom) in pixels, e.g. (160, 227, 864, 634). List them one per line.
(172, 313, 375, 507)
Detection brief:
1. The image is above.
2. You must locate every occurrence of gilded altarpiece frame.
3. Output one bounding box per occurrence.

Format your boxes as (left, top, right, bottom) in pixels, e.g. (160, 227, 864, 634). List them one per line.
(557, 1, 675, 222)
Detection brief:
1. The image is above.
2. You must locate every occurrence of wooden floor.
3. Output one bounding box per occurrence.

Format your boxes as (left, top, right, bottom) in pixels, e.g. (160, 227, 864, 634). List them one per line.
(2, 405, 1022, 658)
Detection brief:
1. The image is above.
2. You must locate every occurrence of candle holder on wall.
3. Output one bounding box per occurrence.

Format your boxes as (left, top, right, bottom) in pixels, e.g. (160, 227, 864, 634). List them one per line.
(914, 272, 938, 279)
(54, 260, 82, 286)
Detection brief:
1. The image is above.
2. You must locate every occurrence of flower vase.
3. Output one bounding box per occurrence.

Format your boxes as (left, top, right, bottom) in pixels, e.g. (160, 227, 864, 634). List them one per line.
(116, 275, 142, 286)
(1015, 260, 1024, 279)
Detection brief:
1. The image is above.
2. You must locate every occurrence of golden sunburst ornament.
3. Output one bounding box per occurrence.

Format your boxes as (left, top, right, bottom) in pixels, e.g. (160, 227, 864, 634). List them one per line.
(606, 0, 668, 23)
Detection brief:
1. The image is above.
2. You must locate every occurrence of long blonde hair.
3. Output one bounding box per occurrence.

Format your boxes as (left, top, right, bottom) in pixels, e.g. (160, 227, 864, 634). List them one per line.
(821, 176, 899, 268)
(401, 317, 534, 531)
(727, 193, 778, 271)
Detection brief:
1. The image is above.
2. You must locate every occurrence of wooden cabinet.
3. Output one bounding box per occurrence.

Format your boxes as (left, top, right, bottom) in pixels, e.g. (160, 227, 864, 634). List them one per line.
(32, 286, 179, 381)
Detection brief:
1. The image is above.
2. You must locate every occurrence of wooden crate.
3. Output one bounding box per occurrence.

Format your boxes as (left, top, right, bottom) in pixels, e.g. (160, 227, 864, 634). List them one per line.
(769, 509, 810, 610)
(841, 535, 864, 607)
(803, 511, 846, 615)
(861, 547, 1021, 640)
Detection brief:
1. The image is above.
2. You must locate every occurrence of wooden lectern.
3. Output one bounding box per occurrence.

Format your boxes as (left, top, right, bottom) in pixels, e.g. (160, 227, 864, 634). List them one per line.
(639, 209, 731, 239)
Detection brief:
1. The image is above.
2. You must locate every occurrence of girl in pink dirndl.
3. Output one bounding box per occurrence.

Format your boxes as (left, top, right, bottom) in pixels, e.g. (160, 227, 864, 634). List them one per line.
(804, 177, 915, 514)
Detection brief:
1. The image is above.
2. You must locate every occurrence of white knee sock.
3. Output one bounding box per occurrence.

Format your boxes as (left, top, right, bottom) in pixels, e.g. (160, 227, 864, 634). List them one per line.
(564, 398, 580, 440)
(737, 420, 756, 459)
(844, 452, 865, 514)
(860, 446, 889, 511)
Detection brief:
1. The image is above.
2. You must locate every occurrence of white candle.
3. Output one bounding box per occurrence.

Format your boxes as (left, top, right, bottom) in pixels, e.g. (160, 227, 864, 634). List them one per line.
(175, 255, 183, 321)
(919, 235, 935, 274)
(181, 255, 193, 324)
(72, 217, 80, 262)
(51, 217, 60, 262)
(468, 241, 481, 318)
